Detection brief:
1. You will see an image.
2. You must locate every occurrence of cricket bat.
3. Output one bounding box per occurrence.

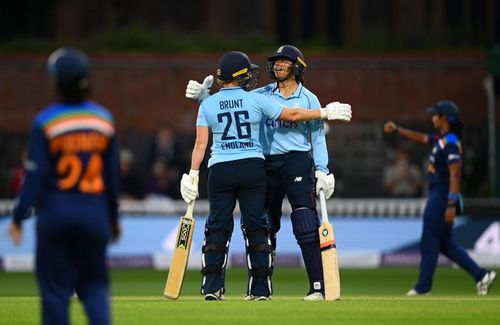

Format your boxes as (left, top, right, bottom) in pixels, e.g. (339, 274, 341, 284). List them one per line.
(318, 190, 341, 300)
(163, 197, 196, 300)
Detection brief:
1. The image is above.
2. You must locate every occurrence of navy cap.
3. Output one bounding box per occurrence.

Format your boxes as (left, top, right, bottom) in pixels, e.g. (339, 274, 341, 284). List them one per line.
(217, 51, 258, 81)
(427, 100, 460, 122)
(47, 47, 90, 91)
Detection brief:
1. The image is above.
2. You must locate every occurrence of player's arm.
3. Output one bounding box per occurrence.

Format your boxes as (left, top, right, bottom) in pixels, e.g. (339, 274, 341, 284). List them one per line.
(384, 121, 428, 144)
(191, 126, 209, 171)
(180, 125, 208, 203)
(445, 162, 461, 224)
(104, 133, 121, 242)
(9, 123, 49, 245)
(279, 102, 352, 122)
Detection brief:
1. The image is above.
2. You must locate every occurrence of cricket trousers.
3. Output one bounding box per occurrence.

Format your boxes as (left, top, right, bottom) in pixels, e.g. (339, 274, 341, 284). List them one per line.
(415, 184, 487, 293)
(202, 158, 272, 297)
(264, 151, 324, 294)
(36, 207, 111, 325)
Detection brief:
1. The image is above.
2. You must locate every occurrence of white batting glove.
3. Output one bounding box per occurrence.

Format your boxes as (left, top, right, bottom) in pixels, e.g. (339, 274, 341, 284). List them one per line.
(185, 75, 214, 102)
(315, 170, 335, 199)
(180, 169, 199, 204)
(320, 102, 352, 122)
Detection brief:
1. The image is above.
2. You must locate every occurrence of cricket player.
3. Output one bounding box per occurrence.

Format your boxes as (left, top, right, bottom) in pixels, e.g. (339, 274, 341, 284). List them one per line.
(180, 50, 350, 301)
(384, 100, 496, 296)
(8, 47, 121, 324)
(185, 45, 344, 300)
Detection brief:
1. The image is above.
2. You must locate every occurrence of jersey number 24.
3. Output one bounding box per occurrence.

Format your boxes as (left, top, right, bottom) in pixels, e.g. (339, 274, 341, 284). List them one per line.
(57, 152, 104, 194)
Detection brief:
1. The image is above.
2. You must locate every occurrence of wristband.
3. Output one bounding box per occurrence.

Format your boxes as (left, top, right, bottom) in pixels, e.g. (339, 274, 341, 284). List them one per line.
(319, 107, 327, 119)
(392, 122, 399, 132)
(448, 192, 460, 202)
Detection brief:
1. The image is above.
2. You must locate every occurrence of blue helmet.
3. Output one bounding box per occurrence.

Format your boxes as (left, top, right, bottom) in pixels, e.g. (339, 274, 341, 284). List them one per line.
(47, 47, 90, 92)
(427, 100, 460, 123)
(267, 45, 307, 82)
(217, 51, 259, 90)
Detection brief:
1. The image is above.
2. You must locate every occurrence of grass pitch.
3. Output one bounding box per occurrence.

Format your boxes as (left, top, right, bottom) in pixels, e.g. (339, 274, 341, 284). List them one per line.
(1, 267, 499, 324)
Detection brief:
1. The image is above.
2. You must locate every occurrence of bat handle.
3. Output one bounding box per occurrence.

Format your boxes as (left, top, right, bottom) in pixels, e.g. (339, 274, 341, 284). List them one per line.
(185, 176, 199, 216)
(186, 199, 195, 216)
(319, 190, 328, 224)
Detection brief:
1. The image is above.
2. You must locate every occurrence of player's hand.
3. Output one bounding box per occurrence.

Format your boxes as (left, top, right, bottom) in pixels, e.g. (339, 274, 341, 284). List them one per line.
(315, 171, 335, 199)
(180, 169, 199, 203)
(384, 121, 398, 133)
(185, 75, 214, 102)
(444, 206, 456, 224)
(320, 102, 352, 122)
(8, 222, 23, 246)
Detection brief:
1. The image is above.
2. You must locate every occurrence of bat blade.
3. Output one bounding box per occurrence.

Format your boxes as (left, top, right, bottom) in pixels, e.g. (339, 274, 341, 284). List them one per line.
(319, 191, 340, 301)
(163, 203, 195, 300)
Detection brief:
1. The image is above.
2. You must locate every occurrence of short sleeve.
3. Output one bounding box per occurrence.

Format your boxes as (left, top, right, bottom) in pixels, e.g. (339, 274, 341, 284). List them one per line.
(445, 143, 461, 165)
(196, 103, 209, 127)
(254, 94, 282, 120)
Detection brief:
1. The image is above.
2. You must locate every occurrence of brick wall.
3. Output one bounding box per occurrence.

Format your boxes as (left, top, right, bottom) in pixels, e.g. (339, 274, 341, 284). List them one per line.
(0, 51, 495, 135)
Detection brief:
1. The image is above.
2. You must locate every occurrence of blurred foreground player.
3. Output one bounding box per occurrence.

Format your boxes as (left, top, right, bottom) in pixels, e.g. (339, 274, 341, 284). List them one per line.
(384, 100, 496, 296)
(8, 47, 121, 324)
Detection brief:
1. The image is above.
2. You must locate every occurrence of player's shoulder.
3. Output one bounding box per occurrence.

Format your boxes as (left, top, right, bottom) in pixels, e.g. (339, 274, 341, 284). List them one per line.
(34, 103, 64, 126)
(439, 132, 461, 149)
(34, 101, 114, 127)
(85, 101, 114, 119)
(201, 91, 221, 107)
(252, 83, 276, 95)
(443, 132, 459, 144)
(299, 85, 320, 101)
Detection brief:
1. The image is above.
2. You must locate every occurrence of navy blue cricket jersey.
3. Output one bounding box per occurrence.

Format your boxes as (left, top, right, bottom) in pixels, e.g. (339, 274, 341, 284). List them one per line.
(13, 101, 120, 225)
(426, 132, 461, 188)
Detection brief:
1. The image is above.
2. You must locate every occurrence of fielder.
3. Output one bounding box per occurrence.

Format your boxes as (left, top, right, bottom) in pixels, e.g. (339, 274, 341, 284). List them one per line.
(384, 100, 496, 296)
(180, 50, 349, 301)
(185, 45, 349, 300)
(8, 47, 121, 324)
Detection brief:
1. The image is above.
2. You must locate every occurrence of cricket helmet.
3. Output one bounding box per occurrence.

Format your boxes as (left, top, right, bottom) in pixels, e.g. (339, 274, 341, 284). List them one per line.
(427, 100, 460, 123)
(47, 47, 90, 92)
(267, 45, 307, 82)
(217, 51, 259, 90)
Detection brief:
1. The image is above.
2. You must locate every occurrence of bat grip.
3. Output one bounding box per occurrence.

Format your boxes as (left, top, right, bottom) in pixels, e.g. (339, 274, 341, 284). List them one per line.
(319, 190, 328, 223)
(185, 176, 199, 216)
(186, 200, 195, 216)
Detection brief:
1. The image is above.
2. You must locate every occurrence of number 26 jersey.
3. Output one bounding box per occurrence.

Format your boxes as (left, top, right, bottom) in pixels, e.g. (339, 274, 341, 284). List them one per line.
(197, 87, 283, 168)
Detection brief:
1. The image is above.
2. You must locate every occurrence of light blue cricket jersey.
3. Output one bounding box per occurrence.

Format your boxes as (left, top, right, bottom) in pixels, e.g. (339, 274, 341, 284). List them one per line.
(197, 87, 283, 167)
(253, 82, 329, 173)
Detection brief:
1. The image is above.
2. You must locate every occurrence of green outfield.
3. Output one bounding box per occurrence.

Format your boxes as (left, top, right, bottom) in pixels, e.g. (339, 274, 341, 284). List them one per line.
(1, 267, 499, 324)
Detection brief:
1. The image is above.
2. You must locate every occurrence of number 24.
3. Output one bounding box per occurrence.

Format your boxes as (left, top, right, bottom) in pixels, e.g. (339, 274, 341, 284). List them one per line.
(57, 153, 104, 194)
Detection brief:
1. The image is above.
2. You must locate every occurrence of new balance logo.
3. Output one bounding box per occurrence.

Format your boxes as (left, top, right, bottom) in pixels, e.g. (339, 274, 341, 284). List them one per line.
(294, 177, 302, 182)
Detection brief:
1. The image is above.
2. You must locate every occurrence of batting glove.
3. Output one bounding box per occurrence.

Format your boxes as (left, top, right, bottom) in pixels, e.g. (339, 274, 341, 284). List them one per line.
(315, 170, 335, 199)
(185, 75, 214, 102)
(180, 169, 199, 204)
(320, 102, 352, 122)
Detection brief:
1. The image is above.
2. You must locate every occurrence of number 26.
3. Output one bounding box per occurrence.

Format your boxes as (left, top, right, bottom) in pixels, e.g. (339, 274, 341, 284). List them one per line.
(217, 110, 251, 140)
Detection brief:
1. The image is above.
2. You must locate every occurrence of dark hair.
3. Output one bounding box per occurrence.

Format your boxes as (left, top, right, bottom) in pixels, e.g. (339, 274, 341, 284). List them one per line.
(59, 85, 89, 103)
(449, 119, 464, 140)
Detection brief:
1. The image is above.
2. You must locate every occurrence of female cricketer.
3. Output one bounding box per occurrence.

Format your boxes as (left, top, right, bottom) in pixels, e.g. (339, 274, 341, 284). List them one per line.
(384, 100, 496, 296)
